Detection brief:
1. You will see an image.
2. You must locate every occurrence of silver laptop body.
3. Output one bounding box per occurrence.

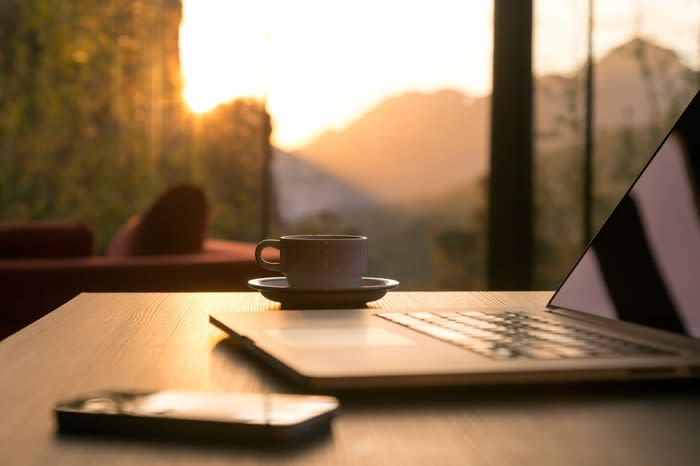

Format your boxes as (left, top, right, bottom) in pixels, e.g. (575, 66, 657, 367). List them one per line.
(211, 90, 700, 389)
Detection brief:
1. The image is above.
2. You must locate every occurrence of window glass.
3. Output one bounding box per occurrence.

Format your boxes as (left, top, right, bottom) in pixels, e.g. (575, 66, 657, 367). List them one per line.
(534, 0, 699, 289)
(182, 0, 495, 289)
(1, 1, 495, 289)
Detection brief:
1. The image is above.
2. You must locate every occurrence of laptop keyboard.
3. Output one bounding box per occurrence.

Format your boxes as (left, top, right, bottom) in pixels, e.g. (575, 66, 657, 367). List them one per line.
(377, 310, 673, 360)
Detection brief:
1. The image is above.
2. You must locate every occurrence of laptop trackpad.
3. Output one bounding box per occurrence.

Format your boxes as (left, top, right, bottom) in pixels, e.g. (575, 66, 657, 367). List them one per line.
(263, 327, 416, 347)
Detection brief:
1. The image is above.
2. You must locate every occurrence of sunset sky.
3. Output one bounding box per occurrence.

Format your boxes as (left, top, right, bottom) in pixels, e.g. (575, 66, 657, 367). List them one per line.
(179, 0, 699, 150)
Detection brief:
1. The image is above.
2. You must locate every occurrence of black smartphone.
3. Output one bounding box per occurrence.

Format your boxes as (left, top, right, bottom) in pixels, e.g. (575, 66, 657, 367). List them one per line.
(55, 390, 339, 445)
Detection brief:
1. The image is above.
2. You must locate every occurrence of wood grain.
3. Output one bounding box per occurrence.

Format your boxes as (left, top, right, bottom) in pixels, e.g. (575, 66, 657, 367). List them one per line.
(1, 291, 699, 466)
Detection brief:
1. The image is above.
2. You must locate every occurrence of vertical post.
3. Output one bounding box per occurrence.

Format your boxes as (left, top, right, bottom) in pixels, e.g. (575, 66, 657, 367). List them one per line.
(260, 101, 272, 239)
(260, 15, 273, 240)
(487, 0, 534, 290)
(583, 0, 595, 247)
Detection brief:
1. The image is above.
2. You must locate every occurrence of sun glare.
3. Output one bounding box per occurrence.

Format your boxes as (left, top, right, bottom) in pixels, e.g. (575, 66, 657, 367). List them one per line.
(183, 86, 223, 114)
(179, 1, 266, 114)
(179, 1, 495, 148)
(179, 0, 699, 149)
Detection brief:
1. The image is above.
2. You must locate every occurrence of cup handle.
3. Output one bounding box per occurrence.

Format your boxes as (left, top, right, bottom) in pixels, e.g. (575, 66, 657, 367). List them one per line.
(255, 239, 281, 272)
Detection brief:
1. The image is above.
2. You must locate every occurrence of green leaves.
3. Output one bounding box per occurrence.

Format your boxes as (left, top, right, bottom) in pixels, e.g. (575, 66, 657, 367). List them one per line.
(0, 0, 267, 251)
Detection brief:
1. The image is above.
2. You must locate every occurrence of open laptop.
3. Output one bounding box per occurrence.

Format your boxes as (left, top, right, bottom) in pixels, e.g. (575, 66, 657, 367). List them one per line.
(211, 90, 700, 389)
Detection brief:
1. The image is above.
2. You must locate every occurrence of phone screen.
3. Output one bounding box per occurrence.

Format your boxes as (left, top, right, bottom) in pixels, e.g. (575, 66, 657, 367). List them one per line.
(65, 391, 339, 426)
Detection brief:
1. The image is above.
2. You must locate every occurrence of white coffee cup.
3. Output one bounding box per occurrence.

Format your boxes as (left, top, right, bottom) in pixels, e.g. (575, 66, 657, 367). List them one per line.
(255, 235, 368, 289)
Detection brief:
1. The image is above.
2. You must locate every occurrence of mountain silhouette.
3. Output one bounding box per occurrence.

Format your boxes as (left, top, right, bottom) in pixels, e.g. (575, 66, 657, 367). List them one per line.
(294, 37, 695, 203)
(299, 89, 489, 202)
(272, 148, 374, 223)
(536, 37, 694, 150)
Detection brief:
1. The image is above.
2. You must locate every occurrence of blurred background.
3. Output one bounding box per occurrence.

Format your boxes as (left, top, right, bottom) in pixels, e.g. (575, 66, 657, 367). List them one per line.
(1, 0, 698, 290)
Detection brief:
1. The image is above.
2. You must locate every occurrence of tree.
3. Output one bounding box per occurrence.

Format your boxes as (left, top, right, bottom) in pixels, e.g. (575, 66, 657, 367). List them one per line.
(0, 0, 269, 251)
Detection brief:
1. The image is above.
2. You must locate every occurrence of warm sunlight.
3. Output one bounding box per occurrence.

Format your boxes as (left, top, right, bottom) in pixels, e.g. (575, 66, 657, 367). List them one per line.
(180, 0, 492, 148)
(180, 0, 699, 149)
(179, 1, 267, 114)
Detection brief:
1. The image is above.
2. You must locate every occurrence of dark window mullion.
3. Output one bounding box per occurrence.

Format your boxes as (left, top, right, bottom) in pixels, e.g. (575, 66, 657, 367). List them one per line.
(487, 0, 534, 290)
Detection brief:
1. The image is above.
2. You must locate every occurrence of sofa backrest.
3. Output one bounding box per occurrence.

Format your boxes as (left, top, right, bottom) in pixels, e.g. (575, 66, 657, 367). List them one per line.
(0, 223, 94, 258)
(107, 184, 208, 256)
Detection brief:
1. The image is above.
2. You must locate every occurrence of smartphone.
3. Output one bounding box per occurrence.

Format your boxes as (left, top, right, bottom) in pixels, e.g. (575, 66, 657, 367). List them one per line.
(55, 390, 339, 444)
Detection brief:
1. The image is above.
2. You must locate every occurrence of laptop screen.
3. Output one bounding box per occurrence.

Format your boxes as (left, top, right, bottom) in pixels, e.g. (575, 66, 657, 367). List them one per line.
(549, 90, 700, 339)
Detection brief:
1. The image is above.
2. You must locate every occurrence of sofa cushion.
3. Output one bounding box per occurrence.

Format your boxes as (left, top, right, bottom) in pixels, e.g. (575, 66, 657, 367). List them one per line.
(0, 249, 266, 340)
(0, 223, 94, 258)
(107, 184, 208, 256)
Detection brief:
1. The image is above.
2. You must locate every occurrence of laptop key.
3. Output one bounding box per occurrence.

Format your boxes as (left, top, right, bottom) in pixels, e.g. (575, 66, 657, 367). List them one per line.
(516, 347, 561, 359)
(489, 346, 520, 360)
(408, 312, 441, 321)
(552, 347, 593, 358)
(458, 311, 486, 318)
(414, 325, 467, 342)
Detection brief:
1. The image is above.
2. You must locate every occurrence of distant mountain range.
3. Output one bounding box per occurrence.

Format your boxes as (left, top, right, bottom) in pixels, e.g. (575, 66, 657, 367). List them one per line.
(536, 37, 694, 150)
(273, 38, 697, 220)
(298, 39, 694, 197)
(298, 89, 489, 203)
(271, 148, 374, 224)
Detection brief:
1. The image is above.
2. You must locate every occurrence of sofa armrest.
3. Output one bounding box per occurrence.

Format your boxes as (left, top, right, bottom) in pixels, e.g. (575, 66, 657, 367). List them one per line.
(203, 238, 279, 261)
(0, 244, 270, 340)
(0, 253, 263, 292)
(203, 238, 255, 255)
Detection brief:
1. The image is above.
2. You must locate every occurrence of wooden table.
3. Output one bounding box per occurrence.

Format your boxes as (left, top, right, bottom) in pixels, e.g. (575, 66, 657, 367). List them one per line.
(2, 291, 700, 466)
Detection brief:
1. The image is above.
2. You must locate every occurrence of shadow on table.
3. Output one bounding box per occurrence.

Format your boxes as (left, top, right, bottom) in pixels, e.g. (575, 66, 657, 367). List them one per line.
(210, 336, 302, 392)
(211, 337, 700, 411)
(54, 417, 333, 456)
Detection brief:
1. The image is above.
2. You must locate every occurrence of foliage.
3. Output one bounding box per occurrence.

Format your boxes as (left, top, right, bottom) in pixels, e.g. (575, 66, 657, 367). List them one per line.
(197, 100, 269, 242)
(0, 0, 268, 251)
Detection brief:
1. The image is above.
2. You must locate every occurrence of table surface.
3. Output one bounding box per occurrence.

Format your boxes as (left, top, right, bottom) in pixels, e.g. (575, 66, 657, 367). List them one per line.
(2, 291, 700, 466)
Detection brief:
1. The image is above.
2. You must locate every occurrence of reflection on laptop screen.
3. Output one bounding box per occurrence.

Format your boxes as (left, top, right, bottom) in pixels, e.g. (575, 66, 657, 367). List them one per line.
(550, 90, 700, 339)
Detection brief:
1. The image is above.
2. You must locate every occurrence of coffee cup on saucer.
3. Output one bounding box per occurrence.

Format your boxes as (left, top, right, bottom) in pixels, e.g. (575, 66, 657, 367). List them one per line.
(254, 235, 367, 289)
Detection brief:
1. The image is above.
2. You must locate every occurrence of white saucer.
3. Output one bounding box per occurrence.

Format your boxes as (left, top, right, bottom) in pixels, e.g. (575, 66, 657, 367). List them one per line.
(248, 277, 400, 308)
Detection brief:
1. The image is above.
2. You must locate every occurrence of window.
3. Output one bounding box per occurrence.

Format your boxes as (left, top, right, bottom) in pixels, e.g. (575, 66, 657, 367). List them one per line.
(180, 1, 495, 289)
(534, 0, 699, 288)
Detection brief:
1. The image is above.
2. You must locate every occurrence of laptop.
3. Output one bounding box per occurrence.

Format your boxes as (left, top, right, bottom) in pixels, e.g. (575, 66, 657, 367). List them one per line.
(210, 90, 700, 389)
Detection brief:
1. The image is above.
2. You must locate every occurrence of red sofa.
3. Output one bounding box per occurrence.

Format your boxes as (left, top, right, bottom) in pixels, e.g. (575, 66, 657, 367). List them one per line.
(0, 184, 274, 340)
(0, 238, 266, 340)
